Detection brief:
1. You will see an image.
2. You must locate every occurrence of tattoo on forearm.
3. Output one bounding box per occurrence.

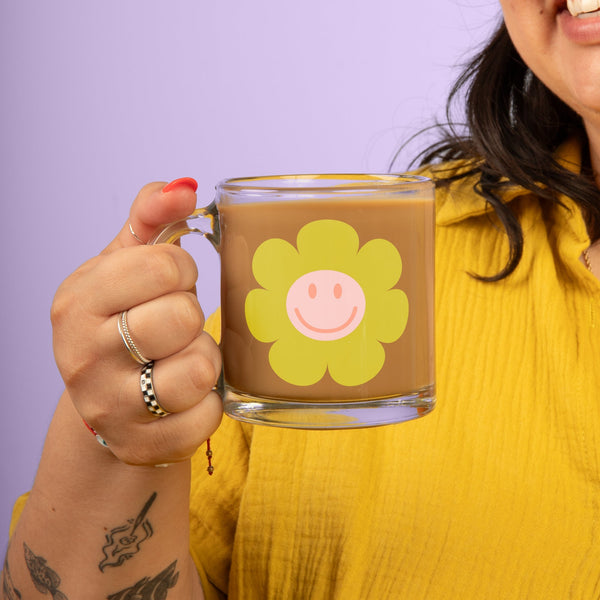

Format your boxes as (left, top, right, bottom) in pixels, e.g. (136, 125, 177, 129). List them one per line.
(23, 543, 68, 600)
(99, 492, 157, 572)
(107, 560, 179, 600)
(2, 554, 22, 600)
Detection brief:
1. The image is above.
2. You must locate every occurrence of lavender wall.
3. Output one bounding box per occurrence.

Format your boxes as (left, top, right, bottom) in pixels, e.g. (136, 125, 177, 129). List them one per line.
(0, 0, 499, 552)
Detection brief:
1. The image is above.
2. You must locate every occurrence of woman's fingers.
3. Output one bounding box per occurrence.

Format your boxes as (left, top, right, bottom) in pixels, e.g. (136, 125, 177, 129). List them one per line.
(129, 332, 222, 418)
(52, 244, 199, 379)
(66, 316, 223, 465)
(115, 291, 205, 362)
(102, 177, 198, 254)
(88, 332, 223, 466)
(62, 244, 199, 316)
(111, 390, 223, 466)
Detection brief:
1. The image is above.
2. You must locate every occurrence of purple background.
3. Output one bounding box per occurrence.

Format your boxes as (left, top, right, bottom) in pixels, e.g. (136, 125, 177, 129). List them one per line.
(0, 1, 499, 552)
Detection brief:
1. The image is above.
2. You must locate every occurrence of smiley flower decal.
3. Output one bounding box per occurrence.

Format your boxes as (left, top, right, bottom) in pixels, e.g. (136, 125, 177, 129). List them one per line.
(245, 219, 409, 387)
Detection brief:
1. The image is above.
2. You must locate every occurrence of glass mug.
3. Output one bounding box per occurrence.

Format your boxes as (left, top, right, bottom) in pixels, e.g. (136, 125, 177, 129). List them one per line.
(151, 174, 435, 429)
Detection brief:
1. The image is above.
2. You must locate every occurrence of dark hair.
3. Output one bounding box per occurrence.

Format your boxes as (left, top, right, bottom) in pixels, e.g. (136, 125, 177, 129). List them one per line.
(412, 21, 599, 281)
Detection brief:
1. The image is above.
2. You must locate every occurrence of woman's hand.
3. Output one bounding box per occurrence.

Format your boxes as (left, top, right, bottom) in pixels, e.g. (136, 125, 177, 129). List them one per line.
(51, 178, 223, 466)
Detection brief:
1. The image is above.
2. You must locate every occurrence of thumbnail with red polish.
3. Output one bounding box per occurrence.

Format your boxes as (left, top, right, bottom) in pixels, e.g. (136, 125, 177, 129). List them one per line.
(162, 177, 198, 193)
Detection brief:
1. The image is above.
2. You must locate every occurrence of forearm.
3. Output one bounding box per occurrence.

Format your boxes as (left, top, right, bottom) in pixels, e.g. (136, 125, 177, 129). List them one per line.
(3, 392, 204, 600)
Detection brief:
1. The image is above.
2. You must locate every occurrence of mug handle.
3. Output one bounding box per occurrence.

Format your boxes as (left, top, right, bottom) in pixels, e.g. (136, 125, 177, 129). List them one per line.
(148, 200, 220, 248)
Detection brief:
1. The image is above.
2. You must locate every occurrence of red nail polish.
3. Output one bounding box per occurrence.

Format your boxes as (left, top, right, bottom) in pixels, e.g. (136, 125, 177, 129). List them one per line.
(162, 177, 198, 193)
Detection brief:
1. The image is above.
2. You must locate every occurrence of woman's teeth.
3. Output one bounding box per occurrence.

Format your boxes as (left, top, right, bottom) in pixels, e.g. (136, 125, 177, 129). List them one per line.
(567, 0, 600, 17)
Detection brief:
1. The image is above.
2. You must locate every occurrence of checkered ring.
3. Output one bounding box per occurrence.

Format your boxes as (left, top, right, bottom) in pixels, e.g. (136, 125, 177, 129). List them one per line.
(140, 361, 170, 417)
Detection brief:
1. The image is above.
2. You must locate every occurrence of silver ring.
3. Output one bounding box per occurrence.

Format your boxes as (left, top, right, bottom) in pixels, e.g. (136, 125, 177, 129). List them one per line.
(129, 222, 145, 244)
(118, 310, 150, 365)
(140, 361, 170, 417)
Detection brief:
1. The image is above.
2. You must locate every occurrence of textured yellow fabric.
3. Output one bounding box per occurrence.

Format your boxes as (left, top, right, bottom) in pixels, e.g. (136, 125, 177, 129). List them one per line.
(190, 139, 600, 599)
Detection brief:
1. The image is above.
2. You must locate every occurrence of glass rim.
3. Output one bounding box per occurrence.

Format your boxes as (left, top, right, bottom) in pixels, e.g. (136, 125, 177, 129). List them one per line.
(217, 173, 431, 194)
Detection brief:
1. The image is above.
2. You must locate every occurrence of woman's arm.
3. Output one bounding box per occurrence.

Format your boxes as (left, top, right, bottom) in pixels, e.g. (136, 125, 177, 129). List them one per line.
(2, 179, 222, 600)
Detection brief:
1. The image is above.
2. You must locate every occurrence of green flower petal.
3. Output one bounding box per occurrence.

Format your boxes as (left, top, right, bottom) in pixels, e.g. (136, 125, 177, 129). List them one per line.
(269, 334, 328, 386)
(327, 335, 386, 386)
(252, 238, 300, 289)
(351, 239, 403, 291)
(245, 289, 288, 342)
(296, 220, 359, 271)
(364, 289, 409, 343)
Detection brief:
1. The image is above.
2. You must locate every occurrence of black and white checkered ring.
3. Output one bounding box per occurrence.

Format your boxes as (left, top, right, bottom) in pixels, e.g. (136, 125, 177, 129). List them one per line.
(140, 361, 170, 417)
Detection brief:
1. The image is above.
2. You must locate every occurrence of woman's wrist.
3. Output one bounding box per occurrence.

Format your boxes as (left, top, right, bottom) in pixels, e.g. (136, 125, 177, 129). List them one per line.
(6, 391, 201, 599)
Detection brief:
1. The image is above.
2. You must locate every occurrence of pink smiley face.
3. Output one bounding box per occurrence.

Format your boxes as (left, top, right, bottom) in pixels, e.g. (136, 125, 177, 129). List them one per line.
(286, 270, 366, 341)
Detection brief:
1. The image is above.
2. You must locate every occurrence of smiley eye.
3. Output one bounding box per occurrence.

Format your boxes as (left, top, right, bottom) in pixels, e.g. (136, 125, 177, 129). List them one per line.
(334, 283, 342, 299)
(308, 283, 317, 299)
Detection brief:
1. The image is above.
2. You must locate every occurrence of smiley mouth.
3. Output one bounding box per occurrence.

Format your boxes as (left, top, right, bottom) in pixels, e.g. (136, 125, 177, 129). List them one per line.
(294, 306, 359, 334)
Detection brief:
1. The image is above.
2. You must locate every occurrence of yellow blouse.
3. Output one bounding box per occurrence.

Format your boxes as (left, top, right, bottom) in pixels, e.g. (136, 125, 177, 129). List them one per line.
(190, 138, 600, 599)
(11, 139, 600, 598)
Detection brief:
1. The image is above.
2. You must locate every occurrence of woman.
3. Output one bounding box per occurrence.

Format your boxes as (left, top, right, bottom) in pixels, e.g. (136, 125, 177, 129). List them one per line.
(4, 2, 600, 598)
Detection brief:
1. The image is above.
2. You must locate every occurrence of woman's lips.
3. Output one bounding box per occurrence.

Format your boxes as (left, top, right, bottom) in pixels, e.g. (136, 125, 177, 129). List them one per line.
(559, 5, 600, 43)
